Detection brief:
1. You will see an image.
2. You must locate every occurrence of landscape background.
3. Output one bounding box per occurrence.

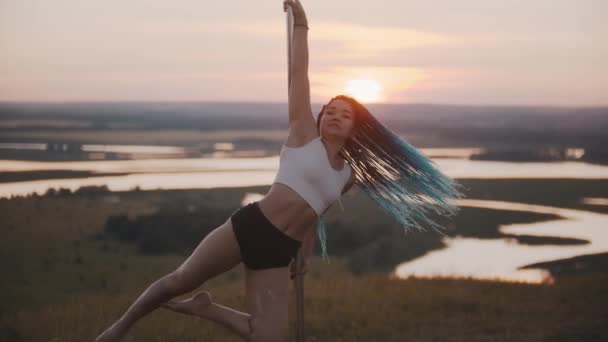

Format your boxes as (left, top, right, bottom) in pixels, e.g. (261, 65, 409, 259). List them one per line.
(1, 102, 607, 341)
(2, 0, 607, 340)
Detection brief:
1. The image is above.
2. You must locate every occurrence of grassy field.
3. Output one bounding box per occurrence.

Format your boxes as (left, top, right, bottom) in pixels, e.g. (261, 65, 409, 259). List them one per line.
(1, 179, 607, 341)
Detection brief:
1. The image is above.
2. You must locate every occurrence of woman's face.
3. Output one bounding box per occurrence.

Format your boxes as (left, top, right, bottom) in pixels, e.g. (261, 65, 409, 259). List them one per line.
(320, 99, 355, 140)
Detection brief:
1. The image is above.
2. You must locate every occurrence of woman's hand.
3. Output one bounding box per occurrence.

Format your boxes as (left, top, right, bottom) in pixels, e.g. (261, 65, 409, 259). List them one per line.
(290, 258, 309, 279)
(283, 0, 308, 25)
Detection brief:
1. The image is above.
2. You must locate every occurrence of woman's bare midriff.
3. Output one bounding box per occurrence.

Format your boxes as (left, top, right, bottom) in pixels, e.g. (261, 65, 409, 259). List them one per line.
(256, 183, 319, 242)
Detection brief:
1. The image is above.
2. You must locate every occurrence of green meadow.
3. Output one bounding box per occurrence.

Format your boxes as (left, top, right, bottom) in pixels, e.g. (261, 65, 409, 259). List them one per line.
(1, 179, 607, 341)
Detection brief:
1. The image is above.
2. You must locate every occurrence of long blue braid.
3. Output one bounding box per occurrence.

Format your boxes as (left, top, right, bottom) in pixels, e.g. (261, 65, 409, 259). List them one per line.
(315, 95, 467, 261)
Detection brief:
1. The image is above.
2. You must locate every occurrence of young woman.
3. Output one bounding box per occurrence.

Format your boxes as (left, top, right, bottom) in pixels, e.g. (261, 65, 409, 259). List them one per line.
(96, 1, 464, 341)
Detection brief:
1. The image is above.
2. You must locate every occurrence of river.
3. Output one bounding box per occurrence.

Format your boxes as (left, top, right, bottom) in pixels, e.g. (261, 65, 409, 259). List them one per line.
(1, 149, 607, 284)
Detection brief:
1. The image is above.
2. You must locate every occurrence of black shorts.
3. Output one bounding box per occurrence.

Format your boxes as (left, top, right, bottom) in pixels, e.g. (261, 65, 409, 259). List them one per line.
(230, 201, 302, 270)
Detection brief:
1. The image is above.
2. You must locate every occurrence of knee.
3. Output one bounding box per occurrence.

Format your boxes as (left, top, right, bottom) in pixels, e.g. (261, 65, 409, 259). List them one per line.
(163, 270, 201, 295)
(248, 316, 287, 342)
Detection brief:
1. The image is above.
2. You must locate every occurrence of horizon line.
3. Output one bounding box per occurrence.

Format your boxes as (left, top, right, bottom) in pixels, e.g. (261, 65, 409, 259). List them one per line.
(0, 100, 606, 109)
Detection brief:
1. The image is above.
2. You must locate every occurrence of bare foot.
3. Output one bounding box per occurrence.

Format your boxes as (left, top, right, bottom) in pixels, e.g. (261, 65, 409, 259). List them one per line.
(160, 291, 214, 318)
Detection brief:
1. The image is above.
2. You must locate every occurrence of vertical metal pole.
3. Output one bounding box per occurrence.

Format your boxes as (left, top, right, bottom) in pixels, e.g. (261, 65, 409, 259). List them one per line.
(284, 3, 305, 342)
(294, 250, 305, 342)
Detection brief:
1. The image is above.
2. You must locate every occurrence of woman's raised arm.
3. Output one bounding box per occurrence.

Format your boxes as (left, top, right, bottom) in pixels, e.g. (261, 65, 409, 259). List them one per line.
(284, 0, 316, 138)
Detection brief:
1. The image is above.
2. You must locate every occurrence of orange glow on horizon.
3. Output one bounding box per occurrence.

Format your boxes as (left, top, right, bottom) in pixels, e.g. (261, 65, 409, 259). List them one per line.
(344, 79, 383, 103)
(312, 67, 429, 103)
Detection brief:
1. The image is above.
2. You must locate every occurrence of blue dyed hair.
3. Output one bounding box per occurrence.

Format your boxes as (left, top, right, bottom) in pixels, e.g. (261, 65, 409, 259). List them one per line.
(315, 95, 467, 260)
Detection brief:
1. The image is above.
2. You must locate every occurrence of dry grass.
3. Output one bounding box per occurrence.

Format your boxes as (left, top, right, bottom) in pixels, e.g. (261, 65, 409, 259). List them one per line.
(1, 191, 606, 341)
(2, 271, 606, 341)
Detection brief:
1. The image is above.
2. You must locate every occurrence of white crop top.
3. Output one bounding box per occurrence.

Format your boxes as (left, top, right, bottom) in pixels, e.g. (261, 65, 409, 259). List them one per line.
(273, 136, 352, 217)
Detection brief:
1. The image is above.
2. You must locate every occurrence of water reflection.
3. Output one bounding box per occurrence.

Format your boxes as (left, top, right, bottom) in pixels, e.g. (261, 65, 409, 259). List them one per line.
(213, 143, 235, 151)
(0, 171, 277, 198)
(0, 143, 491, 159)
(0, 141, 252, 160)
(241, 192, 265, 206)
(2, 149, 608, 284)
(2, 155, 608, 177)
(81, 144, 185, 154)
(0, 157, 279, 173)
(1, 156, 608, 199)
(436, 159, 608, 179)
(418, 147, 485, 159)
(581, 197, 608, 206)
(0, 143, 47, 150)
(394, 199, 608, 284)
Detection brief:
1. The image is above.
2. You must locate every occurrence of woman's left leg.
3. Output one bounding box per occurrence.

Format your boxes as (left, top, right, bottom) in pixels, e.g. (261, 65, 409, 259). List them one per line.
(245, 266, 291, 342)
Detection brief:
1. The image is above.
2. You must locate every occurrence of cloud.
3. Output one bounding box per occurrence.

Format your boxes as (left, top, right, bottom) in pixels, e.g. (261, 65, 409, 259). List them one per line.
(229, 19, 476, 59)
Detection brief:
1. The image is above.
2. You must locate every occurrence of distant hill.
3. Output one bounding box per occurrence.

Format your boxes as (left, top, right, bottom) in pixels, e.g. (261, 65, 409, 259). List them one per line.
(1, 102, 607, 159)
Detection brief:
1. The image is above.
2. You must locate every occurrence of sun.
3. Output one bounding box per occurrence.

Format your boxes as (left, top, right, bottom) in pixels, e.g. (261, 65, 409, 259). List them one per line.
(344, 79, 383, 103)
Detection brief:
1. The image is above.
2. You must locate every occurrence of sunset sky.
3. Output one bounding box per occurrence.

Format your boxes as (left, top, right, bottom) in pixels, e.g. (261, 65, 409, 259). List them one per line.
(1, 0, 605, 106)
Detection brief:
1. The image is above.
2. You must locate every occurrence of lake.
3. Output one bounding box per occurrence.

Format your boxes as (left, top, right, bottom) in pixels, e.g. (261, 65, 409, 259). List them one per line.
(2, 148, 607, 198)
(1, 148, 607, 284)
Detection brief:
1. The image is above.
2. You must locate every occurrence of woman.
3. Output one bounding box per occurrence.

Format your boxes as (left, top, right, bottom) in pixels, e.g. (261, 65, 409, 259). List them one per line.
(96, 1, 464, 341)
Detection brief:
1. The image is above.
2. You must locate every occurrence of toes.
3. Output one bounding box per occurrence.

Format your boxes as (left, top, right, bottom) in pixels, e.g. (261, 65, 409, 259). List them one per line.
(194, 291, 213, 303)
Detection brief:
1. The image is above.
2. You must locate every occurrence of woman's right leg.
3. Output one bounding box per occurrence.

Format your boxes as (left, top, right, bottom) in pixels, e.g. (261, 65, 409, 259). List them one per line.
(161, 290, 252, 339)
(95, 217, 243, 342)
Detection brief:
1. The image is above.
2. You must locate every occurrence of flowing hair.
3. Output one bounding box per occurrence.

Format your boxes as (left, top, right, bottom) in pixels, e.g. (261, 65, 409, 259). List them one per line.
(315, 95, 467, 260)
